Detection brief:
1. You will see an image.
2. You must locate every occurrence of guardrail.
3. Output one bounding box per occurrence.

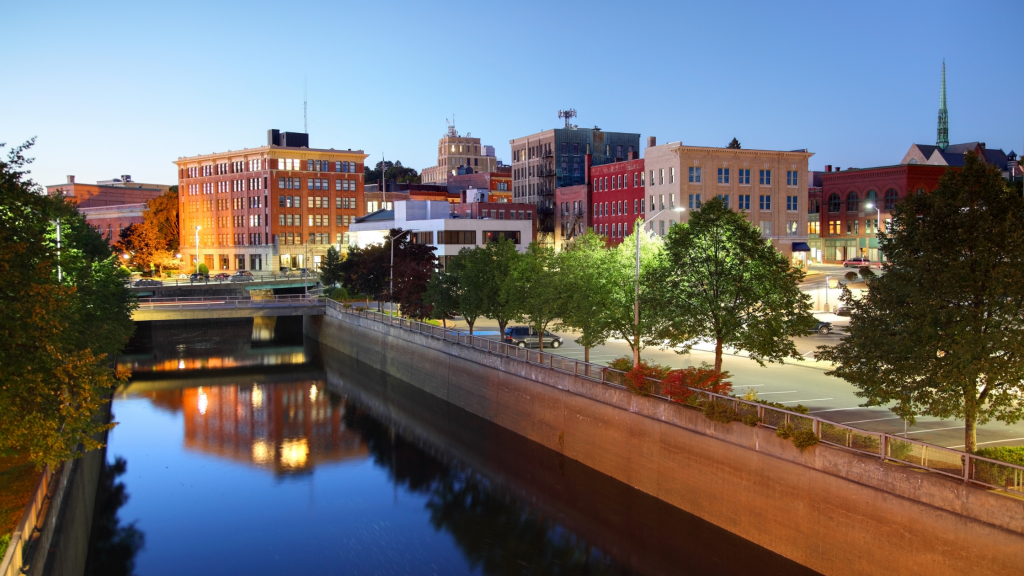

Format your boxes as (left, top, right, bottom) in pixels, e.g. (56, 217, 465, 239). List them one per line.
(136, 294, 322, 310)
(326, 299, 1024, 497)
(128, 273, 320, 288)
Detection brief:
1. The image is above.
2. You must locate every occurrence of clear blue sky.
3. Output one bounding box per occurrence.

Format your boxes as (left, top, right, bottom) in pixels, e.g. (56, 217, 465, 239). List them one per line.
(4, 0, 1021, 188)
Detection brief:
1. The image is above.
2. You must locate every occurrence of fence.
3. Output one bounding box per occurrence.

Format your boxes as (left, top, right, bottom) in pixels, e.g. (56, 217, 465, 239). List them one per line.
(325, 299, 1024, 497)
(128, 272, 319, 288)
(135, 294, 322, 310)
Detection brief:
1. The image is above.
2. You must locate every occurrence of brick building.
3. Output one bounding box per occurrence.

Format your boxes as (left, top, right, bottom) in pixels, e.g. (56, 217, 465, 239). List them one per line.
(45, 175, 171, 244)
(174, 129, 367, 272)
(446, 167, 512, 203)
(588, 157, 646, 247)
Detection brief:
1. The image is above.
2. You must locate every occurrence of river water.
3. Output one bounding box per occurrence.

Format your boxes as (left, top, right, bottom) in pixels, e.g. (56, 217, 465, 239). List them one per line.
(88, 317, 819, 575)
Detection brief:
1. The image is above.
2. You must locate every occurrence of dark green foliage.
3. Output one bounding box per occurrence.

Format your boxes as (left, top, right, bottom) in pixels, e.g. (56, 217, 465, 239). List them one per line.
(858, 266, 876, 280)
(817, 153, 1024, 453)
(364, 160, 419, 185)
(703, 401, 739, 424)
(655, 197, 815, 373)
(727, 138, 741, 149)
(843, 271, 858, 282)
(975, 446, 1024, 467)
(791, 429, 820, 450)
(776, 423, 794, 439)
(319, 245, 344, 287)
(197, 263, 209, 275)
(83, 457, 144, 576)
(511, 243, 560, 350)
(422, 269, 461, 328)
(741, 413, 760, 427)
(554, 231, 615, 362)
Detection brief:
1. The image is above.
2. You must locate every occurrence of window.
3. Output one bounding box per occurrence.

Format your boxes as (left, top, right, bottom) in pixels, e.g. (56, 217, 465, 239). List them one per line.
(759, 170, 771, 185)
(649, 170, 654, 186)
(438, 230, 477, 244)
(717, 194, 730, 209)
(865, 190, 878, 210)
(846, 192, 859, 212)
(884, 188, 898, 210)
(787, 221, 798, 236)
(786, 196, 798, 211)
(633, 199, 638, 214)
(829, 220, 841, 235)
(759, 195, 771, 211)
(759, 221, 772, 236)
(659, 220, 665, 236)
(738, 169, 750, 185)
(669, 167, 675, 184)
(738, 195, 750, 210)
(786, 171, 799, 186)
(808, 221, 820, 235)
(659, 168, 664, 185)
(688, 167, 701, 183)
(828, 193, 841, 213)
(718, 168, 729, 184)
(688, 194, 701, 209)
(659, 194, 664, 210)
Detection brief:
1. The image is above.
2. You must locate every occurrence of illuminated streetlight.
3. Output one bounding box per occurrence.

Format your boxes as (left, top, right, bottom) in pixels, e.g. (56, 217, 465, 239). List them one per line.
(195, 225, 201, 273)
(865, 203, 883, 266)
(632, 206, 685, 367)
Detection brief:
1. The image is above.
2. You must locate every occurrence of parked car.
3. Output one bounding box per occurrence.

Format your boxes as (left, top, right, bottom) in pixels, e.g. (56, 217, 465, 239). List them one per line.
(503, 326, 564, 349)
(810, 321, 833, 335)
(842, 257, 872, 268)
(189, 272, 209, 282)
(836, 306, 851, 317)
(214, 272, 231, 281)
(230, 270, 254, 282)
(132, 279, 163, 287)
(177, 273, 188, 279)
(296, 268, 310, 276)
(279, 267, 292, 275)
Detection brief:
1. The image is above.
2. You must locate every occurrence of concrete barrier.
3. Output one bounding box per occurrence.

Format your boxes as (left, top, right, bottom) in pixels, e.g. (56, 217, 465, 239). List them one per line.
(306, 310, 1024, 576)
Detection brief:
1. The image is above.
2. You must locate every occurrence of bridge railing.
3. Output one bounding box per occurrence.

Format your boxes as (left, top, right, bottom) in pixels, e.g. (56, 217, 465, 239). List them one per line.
(136, 294, 322, 310)
(129, 272, 320, 288)
(325, 299, 1024, 498)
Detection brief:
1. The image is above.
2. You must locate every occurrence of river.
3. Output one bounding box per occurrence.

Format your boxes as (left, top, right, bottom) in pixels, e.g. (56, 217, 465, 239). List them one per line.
(87, 317, 819, 575)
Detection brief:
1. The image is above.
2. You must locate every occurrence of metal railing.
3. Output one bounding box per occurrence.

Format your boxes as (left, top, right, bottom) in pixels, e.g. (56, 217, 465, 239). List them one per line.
(136, 294, 322, 310)
(128, 272, 320, 288)
(325, 299, 1024, 497)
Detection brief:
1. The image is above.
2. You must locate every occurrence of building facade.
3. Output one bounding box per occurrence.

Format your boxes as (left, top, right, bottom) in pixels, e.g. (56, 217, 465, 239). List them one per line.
(45, 175, 171, 244)
(588, 158, 646, 247)
(818, 164, 949, 263)
(420, 124, 499, 184)
(446, 168, 512, 203)
(643, 139, 813, 267)
(174, 129, 367, 272)
(510, 121, 640, 245)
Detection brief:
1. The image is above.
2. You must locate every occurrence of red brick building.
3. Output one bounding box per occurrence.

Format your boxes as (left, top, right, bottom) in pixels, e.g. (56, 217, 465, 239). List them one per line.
(447, 168, 512, 203)
(819, 164, 950, 263)
(590, 158, 646, 247)
(45, 175, 171, 244)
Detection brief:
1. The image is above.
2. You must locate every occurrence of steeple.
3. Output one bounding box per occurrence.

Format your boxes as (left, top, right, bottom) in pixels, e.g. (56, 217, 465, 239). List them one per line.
(937, 60, 949, 151)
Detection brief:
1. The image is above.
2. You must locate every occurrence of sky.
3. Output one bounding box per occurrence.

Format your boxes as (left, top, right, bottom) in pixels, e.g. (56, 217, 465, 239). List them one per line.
(3, 0, 1021, 188)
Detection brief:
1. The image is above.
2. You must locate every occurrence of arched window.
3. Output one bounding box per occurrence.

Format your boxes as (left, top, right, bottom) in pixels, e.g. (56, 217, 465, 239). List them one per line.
(884, 189, 898, 210)
(846, 192, 859, 212)
(865, 190, 878, 209)
(828, 193, 841, 213)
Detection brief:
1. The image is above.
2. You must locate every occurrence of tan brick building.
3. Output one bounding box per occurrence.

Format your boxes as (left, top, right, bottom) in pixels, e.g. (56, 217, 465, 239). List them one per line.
(642, 139, 813, 267)
(174, 130, 367, 273)
(420, 124, 499, 184)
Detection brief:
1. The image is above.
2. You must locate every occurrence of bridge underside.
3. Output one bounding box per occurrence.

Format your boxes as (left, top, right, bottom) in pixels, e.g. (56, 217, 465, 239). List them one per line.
(132, 306, 324, 322)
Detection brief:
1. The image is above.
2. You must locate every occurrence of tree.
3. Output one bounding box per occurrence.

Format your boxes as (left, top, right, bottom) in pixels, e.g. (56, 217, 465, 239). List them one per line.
(602, 220, 668, 365)
(817, 153, 1024, 452)
(511, 243, 560, 350)
(0, 140, 135, 466)
(388, 229, 437, 319)
(319, 245, 344, 287)
(143, 189, 179, 251)
(340, 243, 389, 309)
(555, 231, 615, 362)
(423, 269, 461, 328)
(727, 138, 741, 149)
(655, 197, 815, 373)
(112, 223, 163, 272)
(365, 160, 420, 185)
(448, 239, 522, 335)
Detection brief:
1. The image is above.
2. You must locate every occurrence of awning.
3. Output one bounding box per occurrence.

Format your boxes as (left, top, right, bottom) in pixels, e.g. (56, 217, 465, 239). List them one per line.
(792, 242, 811, 252)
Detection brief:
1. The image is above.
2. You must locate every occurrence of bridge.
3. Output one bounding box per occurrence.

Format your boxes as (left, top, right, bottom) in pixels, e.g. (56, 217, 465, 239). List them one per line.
(132, 295, 325, 321)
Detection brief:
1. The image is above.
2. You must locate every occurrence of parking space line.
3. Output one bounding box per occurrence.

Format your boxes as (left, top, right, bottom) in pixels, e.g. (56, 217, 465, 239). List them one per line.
(946, 437, 1024, 449)
(779, 398, 833, 403)
(809, 407, 866, 413)
(839, 416, 902, 425)
(896, 425, 964, 436)
(757, 391, 797, 395)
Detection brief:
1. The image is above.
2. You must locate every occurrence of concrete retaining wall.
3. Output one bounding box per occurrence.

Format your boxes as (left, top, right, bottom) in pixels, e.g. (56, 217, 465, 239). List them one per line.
(306, 311, 1024, 576)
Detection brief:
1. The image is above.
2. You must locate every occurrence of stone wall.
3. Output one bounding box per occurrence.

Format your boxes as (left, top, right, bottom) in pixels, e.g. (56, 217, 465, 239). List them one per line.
(306, 310, 1024, 576)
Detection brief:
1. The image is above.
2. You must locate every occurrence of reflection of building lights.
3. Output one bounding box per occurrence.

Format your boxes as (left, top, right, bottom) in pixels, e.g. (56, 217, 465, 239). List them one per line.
(252, 440, 273, 465)
(279, 438, 308, 469)
(251, 384, 263, 409)
(178, 360, 185, 370)
(309, 384, 318, 403)
(198, 387, 208, 415)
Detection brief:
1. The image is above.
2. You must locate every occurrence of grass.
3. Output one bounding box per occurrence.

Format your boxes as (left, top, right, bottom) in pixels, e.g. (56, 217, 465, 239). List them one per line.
(0, 452, 40, 558)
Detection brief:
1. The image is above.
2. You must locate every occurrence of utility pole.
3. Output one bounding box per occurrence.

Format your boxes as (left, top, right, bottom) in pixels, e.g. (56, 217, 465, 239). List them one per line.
(195, 225, 201, 274)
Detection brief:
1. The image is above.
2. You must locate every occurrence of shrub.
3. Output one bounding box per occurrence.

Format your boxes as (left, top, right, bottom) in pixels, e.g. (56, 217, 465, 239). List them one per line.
(342, 303, 352, 309)
(843, 271, 858, 282)
(327, 287, 350, 301)
(704, 400, 739, 423)
(197, 263, 209, 275)
(741, 412, 760, 427)
(792, 429, 820, 450)
(858, 266, 876, 280)
(975, 446, 1024, 466)
(776, 423, 794, 439)
(973, 446, 1024, 488)
(662, 363, 733, 404)
(608, 357, 669, 396)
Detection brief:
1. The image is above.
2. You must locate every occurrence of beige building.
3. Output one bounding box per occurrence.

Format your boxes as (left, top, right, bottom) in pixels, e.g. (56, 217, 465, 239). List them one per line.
(420, 124, 498, 184)
(643, 139, 813, 268)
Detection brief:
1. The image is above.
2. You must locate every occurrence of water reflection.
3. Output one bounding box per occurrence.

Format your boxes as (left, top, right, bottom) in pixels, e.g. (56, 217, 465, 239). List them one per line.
(84, 457, 145, 576)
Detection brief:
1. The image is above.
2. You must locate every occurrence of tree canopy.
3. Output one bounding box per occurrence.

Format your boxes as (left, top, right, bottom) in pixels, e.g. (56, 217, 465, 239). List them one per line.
(319, 245, 344, 287)
(554, 231, 616, 362)
(365, 160, 420, 185)
(0, 140, 135, 465)
(143, 189, 179, 251)
(727, 138, 741, 149)
(655, 198, 814, 373)
(605, 220, 668, 365)
(817, 153, 1024, 452)
(511, 243, 560, 350)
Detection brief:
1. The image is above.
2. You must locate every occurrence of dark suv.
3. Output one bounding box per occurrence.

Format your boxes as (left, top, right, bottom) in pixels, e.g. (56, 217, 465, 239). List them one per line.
(809, 321, 833, 335)
(503, 326, 564, 349)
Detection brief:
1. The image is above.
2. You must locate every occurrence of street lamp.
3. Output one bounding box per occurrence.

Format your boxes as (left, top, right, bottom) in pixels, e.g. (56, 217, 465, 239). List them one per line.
(194, 225, 201, 273)
(865, 202, 882, 266)
(632, 206, 685, 367)
(389, 228, 415, 314)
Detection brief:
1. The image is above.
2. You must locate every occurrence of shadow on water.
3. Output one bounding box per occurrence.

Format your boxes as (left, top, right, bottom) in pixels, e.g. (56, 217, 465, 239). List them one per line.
(323, 348, 821, 576)
(83, 456, 145, 576)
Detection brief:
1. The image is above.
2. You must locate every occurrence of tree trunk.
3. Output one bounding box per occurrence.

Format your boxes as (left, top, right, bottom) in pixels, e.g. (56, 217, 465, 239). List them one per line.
(714, 338, 724, 374)
(467, 319, 474, 335)
(538, 330, 544, 352)
(498, 319, 508, 335)
(584, 346, 590, 364)
(964, 401, 978, 453)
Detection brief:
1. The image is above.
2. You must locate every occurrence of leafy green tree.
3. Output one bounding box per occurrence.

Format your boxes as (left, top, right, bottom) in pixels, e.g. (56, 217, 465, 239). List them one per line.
(319, 245, 344, 287)
(817, 153, 1024, 452)
(0, 140, 135, 466)
(365, 160, 420, 185)
(447, 239, 522, 335)
(197, 262, 209, 275)
(340, 243, 389, 310)
(727, 138, 741, 149)
(388, 229, 437, 319)
(605, 220, 668, 364)
(423, 269, 461, 328)
(510, 243, 560, 350)
(655, 198, 815, 373)
(555, 231, 615, 362)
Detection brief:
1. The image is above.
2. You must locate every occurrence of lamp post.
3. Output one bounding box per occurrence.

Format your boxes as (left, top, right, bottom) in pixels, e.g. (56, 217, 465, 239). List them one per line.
(633, 206, 685, 367)
(865, 202, 882, 267)
(194, 225, 201, 273)
(389, 228, 415, 314)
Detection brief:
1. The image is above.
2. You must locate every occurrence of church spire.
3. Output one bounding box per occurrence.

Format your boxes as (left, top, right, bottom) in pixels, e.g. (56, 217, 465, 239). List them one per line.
(937, 60, 949, 151)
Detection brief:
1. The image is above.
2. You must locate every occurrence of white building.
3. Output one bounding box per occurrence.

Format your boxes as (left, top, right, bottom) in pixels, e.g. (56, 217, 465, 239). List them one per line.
(348, 200, 535, 267)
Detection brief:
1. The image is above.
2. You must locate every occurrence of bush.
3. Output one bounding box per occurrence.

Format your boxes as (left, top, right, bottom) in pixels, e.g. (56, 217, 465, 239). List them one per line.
(197, 263, 209, 275)
(741, 412, 760, 427)
(662, 363, 733, 404)
(608, 357, 669, 396)
(975, 446, 1024, 466)
(704, 400, 739, 424)
(776, 423, 794, 439)
(858, 266, 876, 280)
(843, 271, 859, 282)
(0, 532, 9, 562)
(973, 446, 1024, 488)
(327, 287, 350, 301)
(792, 429, 820, 450)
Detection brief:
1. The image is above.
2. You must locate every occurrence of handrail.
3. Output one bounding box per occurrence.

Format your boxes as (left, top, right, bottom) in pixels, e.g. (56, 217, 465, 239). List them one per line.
(324, 298, 1024, 497)
(135, 295, 323, 310)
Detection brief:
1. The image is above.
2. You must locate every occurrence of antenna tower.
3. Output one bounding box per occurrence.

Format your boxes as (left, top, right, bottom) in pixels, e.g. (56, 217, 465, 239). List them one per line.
(558, 109, 577, 128)
(304, 77, 308, 133)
